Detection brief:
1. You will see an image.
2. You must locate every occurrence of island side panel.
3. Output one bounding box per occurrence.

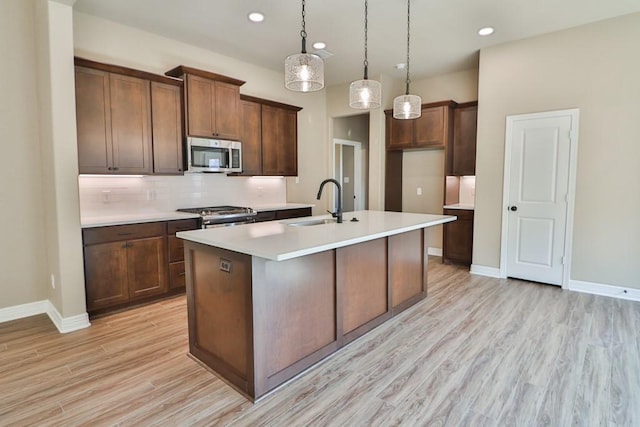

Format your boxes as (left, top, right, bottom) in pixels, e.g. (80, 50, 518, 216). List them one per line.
(337, 238, 391, 344)
(252, 250, 338, 398)
(388, 229, 428, 313)
(184, 241, 254, 396)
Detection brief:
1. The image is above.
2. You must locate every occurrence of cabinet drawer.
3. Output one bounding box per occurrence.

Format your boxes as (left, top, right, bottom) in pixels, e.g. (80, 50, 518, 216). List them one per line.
(276, 208, 312, 220)
(168, 218, 200, 234)
(443, 209, 474, 220)
(255, 211, 278, 222)
(169, 261, 186, 289)
(83, 222, 166, 245)
(168, 236, 186, 263)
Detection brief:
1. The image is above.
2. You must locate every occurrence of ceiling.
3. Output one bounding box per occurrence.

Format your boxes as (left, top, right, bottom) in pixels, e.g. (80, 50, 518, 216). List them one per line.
(73, 0, 640, 86)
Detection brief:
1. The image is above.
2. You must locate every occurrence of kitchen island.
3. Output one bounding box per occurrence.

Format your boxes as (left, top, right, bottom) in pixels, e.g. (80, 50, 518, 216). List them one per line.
(177, 210, 455, 400)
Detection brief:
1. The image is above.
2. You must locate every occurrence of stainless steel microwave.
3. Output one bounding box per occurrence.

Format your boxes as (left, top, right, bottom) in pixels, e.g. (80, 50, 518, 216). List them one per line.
(187, 137, 242, 173)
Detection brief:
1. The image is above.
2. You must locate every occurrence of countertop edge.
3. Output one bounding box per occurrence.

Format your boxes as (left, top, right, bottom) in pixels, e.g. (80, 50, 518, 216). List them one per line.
(178, 214, 456, 261)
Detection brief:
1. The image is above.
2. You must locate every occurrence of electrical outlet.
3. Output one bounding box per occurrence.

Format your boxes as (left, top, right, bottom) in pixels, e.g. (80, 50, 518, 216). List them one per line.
(417, 187, 422, 196)
(50, 274, 55, 289)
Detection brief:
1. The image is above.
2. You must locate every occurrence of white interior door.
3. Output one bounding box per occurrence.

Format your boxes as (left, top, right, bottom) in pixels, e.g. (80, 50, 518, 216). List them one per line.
(333, 139, 364, 212)
(503, 110, 578, 286)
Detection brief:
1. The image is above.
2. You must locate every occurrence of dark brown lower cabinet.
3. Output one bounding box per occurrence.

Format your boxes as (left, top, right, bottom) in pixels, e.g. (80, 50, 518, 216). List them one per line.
(82, 218, 198, 316)
(442, 208, 474, 266)
(254, 207, 312, 223)
(183, 228, 429, 400)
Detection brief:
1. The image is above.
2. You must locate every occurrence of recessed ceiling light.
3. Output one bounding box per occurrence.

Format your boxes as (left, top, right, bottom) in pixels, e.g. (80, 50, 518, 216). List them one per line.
(394, 63, 406, 70)
(313, 42, 326, 50)
(478, 27, 494, 36)
(248, 12, 265, 23)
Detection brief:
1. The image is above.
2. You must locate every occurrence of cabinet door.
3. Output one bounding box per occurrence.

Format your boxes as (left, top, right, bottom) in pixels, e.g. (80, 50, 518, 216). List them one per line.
(414, 105, 445, 148)
(389, 230, 425, 309)
(151, 81, 183, 174)
(261, 105, 280, 175)
(186, 74, 214, 137)
(443, 209, 474, 265)
(261, 106, 298, 176)
(213, 81, 241, 140)
(75, 66, 113, 174)
(109, 73, 152, 174)
(453, 104, 478, 176)
(386, 111, 414, 150)
(84, 241, 129, 311)
(127, 236, 167, 300)
(240, 100, 262, 175)
(278, 108, 298, 176)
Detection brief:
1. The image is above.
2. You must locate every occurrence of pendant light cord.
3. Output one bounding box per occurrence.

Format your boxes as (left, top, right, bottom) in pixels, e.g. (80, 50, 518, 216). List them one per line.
(363, 0, 369, 79)
(300, 0, 308, 53)
(405, 0, 411, 95)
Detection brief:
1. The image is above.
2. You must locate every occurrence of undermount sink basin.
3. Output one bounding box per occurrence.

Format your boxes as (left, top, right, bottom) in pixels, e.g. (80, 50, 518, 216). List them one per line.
(288, 218, 338, 227)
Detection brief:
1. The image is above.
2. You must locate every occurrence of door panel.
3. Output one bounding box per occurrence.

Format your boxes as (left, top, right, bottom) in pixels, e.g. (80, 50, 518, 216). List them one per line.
(109, 73, 152, 173)
(506, 114, 573, 285)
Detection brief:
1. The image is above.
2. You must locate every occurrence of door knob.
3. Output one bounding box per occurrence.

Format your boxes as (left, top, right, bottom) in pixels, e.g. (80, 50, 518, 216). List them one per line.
(509, 206, 518, 212)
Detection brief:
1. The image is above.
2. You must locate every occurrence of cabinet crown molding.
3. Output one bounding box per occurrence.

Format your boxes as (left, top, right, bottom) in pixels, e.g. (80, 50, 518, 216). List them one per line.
(165, 65, 245, 87)
(74, 57, 182, 86)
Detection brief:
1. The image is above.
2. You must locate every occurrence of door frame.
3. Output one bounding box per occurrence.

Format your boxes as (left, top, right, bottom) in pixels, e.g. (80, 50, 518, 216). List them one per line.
(499, 108, 580, 288)
(333, 138, 365, 211)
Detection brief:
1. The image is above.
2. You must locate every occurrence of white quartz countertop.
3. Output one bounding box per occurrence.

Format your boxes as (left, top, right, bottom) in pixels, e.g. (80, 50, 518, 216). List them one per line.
(81, 211, 201, 228)
(177, 210, 456, 261)
(80, 203, 315, 228)
(443, 204, 475, 210)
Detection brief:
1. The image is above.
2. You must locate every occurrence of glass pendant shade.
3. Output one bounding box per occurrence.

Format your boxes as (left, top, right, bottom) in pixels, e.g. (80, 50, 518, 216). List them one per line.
(393, 0, 421, 120)
(349, 79, 382, 109)
(393, 94, 421, 119)
(285, 52, 324, 92)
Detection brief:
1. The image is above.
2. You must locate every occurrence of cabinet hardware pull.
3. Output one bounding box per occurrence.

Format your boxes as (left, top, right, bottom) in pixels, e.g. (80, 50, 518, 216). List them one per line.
(121, 243, 127, 248)
(178, 272, 186, 276)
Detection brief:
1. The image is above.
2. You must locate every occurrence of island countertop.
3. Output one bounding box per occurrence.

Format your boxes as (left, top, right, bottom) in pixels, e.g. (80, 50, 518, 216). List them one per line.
(177, 210, 456, 261)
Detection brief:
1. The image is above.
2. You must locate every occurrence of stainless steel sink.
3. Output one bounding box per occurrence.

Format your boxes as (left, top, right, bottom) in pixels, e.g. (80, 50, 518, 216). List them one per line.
(288, 218, 337, 227)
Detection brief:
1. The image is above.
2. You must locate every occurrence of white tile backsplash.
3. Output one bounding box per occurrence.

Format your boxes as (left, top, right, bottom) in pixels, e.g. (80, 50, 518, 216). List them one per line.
(458, 176, 476, 206)
(78, 174, 287, 217)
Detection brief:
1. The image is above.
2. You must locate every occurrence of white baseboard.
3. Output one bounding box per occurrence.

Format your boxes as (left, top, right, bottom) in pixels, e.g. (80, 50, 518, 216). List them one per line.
(568, 280, 640, 302)
(470, 264, 502, 278)
(0, 299, 90, 333)
(46, 301, 91, 333)
(0, 300, 49, 323)
(428, 247, 442, 257)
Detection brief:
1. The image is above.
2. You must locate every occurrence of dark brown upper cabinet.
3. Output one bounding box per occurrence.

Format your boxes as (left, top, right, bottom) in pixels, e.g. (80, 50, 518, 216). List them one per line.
(447, 101, 478, 176)
(385, 100, 457, 151)
(236, 95, 302, 177)
(165, 66, 245, 141)
(74, 58, 184, 175)
(151, 81, 184, 174)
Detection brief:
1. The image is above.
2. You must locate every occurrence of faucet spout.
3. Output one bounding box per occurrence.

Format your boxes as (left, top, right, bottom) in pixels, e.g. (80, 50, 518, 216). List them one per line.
(316, 178, 343, 223)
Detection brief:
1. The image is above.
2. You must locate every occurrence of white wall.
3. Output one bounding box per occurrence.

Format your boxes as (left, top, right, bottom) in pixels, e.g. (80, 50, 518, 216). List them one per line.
(0, 0, 49, 310)
(475, 12, 640, 289)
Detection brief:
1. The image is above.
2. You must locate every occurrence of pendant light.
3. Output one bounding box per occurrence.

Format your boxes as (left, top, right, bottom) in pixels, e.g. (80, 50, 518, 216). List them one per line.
(285, 0, 324, 92)
(393, 0, 421, 119)
(349, 0, 381, 109)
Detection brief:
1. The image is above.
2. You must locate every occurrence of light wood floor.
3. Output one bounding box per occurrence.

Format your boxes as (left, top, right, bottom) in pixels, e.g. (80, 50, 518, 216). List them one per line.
(1, 259, 639, 426)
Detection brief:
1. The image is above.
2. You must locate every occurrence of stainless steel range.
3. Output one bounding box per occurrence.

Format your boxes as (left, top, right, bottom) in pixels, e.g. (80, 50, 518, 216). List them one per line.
(177, 206, 257, 229)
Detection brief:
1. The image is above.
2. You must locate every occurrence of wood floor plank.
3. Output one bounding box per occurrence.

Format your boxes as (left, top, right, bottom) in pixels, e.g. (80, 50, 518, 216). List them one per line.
(572, 344, 612, 426)
(534, 291, 593, 426)
(610, 343, 640, 426)
(0, 259, 637, 426)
